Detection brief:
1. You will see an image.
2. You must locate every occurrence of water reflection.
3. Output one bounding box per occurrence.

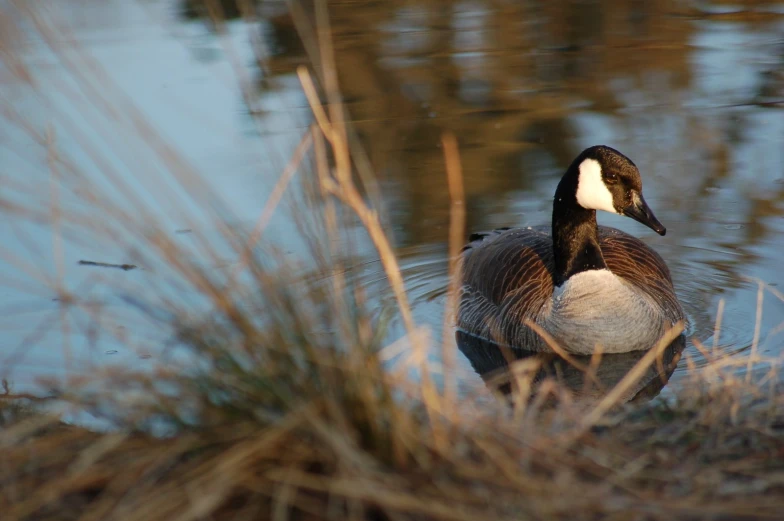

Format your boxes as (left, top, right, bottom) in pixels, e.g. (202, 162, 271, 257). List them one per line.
(1, 0, 783, 392)
(258, 0, 783, 241)
(251, 0, 784, 370)
(456, 330, 685, 402)
(249, 1, 784, 355)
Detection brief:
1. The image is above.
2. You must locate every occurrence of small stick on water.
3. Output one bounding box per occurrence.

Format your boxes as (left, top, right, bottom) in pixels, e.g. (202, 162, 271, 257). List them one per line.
(78, 260, 137, 271)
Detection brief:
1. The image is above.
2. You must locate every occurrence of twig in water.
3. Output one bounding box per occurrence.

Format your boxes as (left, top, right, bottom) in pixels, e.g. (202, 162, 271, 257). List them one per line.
(78, 260, 138, 271)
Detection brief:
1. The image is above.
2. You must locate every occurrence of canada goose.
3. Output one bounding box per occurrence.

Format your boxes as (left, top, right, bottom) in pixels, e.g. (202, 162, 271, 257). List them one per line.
(459, 145, 684, 354)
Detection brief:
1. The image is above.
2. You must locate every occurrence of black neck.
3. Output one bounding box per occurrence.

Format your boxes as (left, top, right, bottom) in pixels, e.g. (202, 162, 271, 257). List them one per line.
(552, 177, 607, 286)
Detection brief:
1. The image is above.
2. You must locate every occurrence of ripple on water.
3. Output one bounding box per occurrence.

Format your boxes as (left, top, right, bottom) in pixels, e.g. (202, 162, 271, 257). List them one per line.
(670, 254, 773, 377)
(349, 235, 779, 394)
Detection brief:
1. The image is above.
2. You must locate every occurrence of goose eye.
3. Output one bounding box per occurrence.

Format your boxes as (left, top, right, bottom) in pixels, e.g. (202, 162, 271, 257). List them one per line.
(605, 172, 618, 184)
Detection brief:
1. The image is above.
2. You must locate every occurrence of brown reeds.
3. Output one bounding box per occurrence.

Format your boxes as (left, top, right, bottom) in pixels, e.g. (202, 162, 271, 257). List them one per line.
(1, 2, 784, 521)
(440, 133, 466, 415)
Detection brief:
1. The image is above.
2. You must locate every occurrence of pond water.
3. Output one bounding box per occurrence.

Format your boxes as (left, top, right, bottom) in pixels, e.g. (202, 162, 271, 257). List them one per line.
(1, 0, 783, 399)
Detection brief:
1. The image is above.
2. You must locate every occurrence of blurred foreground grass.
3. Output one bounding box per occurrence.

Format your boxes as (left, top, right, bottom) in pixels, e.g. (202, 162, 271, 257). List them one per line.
(1, 2, 784, 520)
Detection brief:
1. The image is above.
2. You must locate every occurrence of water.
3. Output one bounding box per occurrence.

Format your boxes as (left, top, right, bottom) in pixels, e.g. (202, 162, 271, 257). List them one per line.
(1, 0, 783, 398)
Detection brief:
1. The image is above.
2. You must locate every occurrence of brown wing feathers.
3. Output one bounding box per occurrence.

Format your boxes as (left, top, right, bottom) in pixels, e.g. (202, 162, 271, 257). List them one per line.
(459, 226, 680, 342)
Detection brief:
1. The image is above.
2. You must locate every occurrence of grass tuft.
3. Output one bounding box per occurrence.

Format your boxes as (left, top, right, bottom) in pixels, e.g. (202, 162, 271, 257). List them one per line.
(1, 2, 784, 520)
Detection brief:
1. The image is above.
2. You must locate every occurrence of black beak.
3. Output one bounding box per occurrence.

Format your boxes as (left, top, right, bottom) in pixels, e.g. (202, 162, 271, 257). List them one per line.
(622, 192, 666, 236)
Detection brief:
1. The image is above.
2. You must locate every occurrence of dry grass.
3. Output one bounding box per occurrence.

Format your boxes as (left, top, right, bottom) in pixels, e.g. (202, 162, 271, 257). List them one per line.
(2, 349, 784, 521)
(1, 2, 784, 520)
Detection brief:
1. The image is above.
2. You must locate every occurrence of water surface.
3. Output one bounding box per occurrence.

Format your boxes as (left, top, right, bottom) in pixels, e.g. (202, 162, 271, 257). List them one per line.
(1, 0, 783, 397)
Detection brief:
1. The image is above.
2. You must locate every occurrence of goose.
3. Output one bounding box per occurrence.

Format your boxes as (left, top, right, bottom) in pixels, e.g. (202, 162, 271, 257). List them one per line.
(458, 145, 684, 354)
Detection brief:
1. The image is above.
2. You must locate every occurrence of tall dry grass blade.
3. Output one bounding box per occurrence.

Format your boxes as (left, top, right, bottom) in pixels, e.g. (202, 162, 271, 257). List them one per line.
(523, 319, 590, 372)
(284, 0, 387, 220)
(762, 279, 784, 303)
(297, 67, 334, 140)
(508, 357, 543, 421)
(46, 126, 74, 379)
(690, 337, 717, 371)
(579, 321, 685, 432)
(45, 126, 65, 287)
(9, 9, 258, 296)
(2, 86, 158, 234)
(313, 0, 348, 176)
(202, 0, 261, 115)
(440, 133, 465, 413)
(712, 297, 725, 357)
(17, 2, 241, 238)
(313, 122, 352, 352)
(747, 280, 764, 383)
(228, 131, 313, 284)
(284, 0, 322, 77)
(582, 343, 606, 397)
(524, 319, 602, 388)
(296, 66, 443, 443)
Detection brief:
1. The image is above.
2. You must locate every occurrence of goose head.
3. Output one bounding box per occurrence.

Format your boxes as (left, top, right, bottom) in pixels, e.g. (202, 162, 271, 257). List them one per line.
(569, 145, 666, 235)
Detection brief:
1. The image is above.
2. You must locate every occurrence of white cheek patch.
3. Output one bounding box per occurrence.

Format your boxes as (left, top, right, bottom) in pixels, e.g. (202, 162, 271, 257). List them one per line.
(575, 158, 617, 214)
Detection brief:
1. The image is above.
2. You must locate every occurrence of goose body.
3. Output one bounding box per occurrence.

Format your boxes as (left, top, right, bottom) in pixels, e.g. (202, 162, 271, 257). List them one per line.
(458, 146, 684, 354)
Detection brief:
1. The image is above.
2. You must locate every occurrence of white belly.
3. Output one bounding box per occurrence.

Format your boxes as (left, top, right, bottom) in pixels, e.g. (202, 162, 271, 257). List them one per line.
(540, 270, 674, 354)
